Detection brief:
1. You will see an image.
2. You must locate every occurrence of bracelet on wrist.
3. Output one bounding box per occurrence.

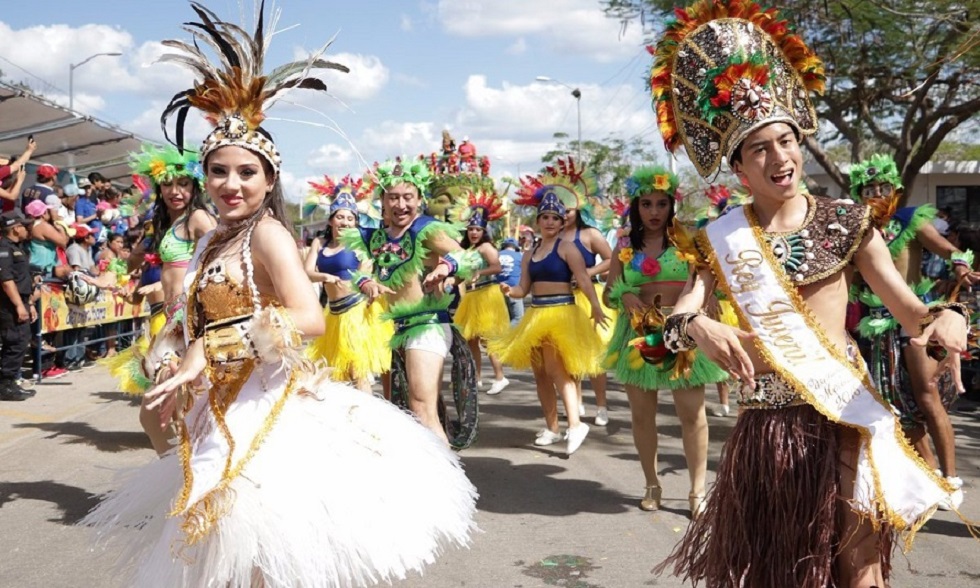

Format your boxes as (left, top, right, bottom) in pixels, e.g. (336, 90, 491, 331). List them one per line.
(664, 312, 701, 353)
(438, 255, 459, 277)
(948, 249, 974, 272)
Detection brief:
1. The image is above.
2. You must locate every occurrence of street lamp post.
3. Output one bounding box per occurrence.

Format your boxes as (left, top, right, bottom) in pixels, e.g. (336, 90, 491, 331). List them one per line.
(536, 76, 582, 162)
(69, 52, 122, 111)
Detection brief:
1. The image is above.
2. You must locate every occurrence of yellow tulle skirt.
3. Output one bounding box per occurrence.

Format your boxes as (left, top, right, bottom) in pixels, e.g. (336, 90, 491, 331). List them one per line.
(454, 284, 510, 340)
(101, 311, 167, 396)
(718, 299, 739, 327)
(574, 283, 616, 374)
(306, 298, 393, 382)
(489, 301, 604, 378)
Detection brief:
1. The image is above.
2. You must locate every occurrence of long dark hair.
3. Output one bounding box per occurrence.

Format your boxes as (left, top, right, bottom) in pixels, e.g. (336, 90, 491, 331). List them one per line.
(150, 178, 212, 252)
(628, 193, 674, 251)
(320, 208, 359, 245)
(464, 226, 492, 249)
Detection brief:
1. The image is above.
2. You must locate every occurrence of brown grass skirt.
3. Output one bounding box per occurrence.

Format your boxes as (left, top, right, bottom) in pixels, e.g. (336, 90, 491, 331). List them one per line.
(656, 404, 892, 587)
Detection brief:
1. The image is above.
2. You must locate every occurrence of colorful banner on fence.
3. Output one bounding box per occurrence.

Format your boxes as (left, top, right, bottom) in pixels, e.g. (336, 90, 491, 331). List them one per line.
(39, 281, 150, 334)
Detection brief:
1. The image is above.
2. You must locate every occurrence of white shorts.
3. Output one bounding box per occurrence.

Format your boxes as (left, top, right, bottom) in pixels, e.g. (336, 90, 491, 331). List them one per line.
(403, 324, 453, 359)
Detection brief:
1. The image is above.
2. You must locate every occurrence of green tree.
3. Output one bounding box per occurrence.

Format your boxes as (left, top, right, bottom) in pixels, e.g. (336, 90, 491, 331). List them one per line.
(602, 0, 980, 204)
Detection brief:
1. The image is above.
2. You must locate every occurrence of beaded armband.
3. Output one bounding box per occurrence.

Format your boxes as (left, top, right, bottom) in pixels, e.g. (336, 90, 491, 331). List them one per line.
(948, 249, 974, 272)
(438, 255, 459, 276)
(352, 270, 374, 292)
(664, 312, 701, 353)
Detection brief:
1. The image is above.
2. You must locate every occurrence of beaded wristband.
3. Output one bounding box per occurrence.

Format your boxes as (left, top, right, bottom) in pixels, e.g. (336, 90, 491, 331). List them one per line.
(438, 255, 459, 277)
(664, 312, 701, 353)
(919, 301, 971, 332)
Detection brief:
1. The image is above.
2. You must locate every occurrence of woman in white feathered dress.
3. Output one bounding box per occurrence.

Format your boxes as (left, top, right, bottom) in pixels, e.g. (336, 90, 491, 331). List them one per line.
(82, 4, 477, 586)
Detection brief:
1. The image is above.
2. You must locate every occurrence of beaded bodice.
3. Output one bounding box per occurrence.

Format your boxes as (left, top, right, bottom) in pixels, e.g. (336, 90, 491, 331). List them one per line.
(746, 193, 870, 286)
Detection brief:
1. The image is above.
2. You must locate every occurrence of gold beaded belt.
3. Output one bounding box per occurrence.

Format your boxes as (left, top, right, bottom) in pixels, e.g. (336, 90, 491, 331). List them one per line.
(738, 372, 806, 410)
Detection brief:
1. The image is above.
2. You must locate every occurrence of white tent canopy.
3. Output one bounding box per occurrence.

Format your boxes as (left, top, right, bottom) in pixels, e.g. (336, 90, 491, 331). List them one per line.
(0, 81, 153, 185)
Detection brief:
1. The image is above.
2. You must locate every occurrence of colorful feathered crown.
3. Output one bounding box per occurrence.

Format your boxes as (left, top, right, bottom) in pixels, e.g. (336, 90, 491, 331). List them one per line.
(625, 166, 681, 200)
(308, 174, 370, 216)
(129, 143, 204, 186)
(649, 0, 825, 178)
(849, 154, 903, 201)
(449, 190, 505, 229)
(159, 1, 349, 175)
(539, 157, 598, 209)
(369, 157, 433, 198)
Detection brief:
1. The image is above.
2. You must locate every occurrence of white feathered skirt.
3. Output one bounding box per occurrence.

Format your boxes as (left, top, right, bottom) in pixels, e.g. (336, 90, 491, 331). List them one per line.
(82, 361, 478, 588)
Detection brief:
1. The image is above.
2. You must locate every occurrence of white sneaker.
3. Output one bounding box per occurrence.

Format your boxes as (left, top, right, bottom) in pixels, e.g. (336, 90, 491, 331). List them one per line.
(476, 380, 484, 390)
(578, 404, 585, 417)
(487, 377, 510, 395)
(566, 423, 590, 455)
(711, 404, 730, 417)
(595, 408, 609, 426)
(938, 476, 964, 511)
(534, 429, 563, 446)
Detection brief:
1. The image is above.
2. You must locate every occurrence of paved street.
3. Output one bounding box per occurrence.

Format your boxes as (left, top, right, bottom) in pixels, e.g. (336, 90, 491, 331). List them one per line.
(1, 365, 979, 587)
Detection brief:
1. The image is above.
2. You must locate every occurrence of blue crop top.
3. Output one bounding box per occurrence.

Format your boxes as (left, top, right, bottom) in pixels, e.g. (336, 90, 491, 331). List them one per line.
(528, 239, 573, 283)
(316, 247, 360, 281)
(573, 229, 597, 268)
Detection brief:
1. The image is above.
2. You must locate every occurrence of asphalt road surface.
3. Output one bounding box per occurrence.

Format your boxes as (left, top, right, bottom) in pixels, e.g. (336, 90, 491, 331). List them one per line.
(1, 366, 978, 587)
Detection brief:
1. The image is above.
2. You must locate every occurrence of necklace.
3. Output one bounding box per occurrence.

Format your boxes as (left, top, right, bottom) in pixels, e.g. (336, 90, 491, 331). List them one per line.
(745, 193, 817, 282)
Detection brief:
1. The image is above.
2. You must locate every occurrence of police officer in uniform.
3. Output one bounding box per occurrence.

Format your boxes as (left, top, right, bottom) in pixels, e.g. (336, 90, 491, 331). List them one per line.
(0, 211, 37, 400)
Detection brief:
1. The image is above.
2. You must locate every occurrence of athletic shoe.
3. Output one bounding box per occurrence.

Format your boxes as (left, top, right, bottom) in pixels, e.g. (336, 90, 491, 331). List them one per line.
(578, 404, 585, 417)
(938, 476, 964, 511)
(66, 361, 83, 372)
(16, 378, 35, 390)
(476, 380, 484, 390)
(594, 408, 609, 427)
(566, 423, 590, 455)
(41, 366, 68, 379)
(534, 430, 563, 446)
(711, 404, 731, 417)
(487, 377, 510, 395)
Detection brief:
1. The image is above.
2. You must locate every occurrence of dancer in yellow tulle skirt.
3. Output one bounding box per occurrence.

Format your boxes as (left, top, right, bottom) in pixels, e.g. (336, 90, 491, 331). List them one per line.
(490, 169, 609, 456)
(304, 175, 392, 393)
(451, 189, 511, 395)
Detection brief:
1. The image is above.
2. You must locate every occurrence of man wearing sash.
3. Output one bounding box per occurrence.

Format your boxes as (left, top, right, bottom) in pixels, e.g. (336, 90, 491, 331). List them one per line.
(647, 2, 970, 586)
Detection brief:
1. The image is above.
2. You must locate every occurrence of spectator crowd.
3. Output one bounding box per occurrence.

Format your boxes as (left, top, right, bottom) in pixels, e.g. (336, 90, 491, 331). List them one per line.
(0, 137, 149, 394)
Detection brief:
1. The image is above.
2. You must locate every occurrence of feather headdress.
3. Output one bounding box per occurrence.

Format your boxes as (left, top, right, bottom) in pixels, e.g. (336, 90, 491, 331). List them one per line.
(540, 157, 598, 209)
(849, 154, 903, 201)
(449, 190, 505, 229)
(159, 1, 349, 174)
(308, 174, 370, 217)
(625, 166, 681, 201)
(649, 0, 825, 178)
(129, 143, 204, 186)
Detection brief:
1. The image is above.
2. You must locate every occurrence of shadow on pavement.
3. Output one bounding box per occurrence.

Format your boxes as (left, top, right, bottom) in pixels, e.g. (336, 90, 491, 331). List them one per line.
(464, 456, 632, 516)
(919, 517, 980, 540)
(0, 480, 98, 524)
(92, 391, 142, 405)
(13, 421, 151, 453)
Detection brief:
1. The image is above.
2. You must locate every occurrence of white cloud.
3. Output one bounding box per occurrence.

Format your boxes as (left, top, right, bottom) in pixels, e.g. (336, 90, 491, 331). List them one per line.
(0, 22, 135, 105)
(437, 0, 643, 62)
(279, 170, 316, 204)
(455, 75, 653, 142)
(290, 49, 390, 104)
(306, 143, 356, 175)
(126, 101, 213, 145)
(360, 121, 441, 160)
(400, 14, 414, 32)
(505, 38, 527, 56)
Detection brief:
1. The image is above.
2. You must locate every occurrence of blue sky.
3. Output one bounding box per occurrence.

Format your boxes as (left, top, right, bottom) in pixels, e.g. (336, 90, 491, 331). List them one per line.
(0, 1, 665, 201)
